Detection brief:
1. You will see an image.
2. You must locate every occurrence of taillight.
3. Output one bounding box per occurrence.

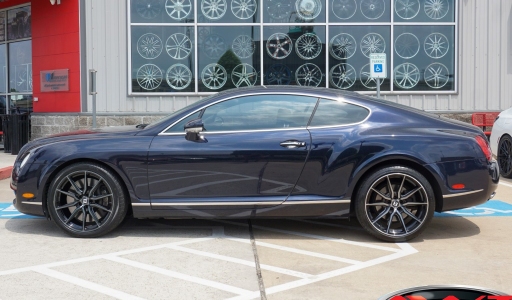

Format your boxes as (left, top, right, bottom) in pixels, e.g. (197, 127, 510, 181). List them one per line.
(475, 135, 492, 161)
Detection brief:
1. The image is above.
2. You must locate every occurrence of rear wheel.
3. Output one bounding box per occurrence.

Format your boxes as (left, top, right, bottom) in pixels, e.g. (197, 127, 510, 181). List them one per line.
(498, 135, 512, 178)
(47, 163, 128, 238)
(355, 166, 435, 242)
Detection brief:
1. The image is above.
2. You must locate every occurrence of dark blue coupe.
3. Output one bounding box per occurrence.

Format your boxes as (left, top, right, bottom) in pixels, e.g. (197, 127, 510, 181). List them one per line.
(11, 86, 499, 241)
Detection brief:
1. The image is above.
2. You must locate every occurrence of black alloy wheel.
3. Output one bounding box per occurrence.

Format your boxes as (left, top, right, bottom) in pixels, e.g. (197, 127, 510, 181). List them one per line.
(355, 166, 435, 242)
(498, 135, 512, 178)
(47, 163, 128, 238)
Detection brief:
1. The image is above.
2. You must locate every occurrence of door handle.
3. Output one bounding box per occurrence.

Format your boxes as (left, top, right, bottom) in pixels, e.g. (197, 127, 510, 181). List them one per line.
(280, 140, 306, 148)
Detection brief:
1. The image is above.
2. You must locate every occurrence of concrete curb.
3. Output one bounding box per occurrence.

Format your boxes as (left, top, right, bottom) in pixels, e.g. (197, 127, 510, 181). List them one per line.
(0, 166, 13, 180)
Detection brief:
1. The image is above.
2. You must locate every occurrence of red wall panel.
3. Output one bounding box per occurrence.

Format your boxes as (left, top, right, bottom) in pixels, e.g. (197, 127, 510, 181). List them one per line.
(28, 0, 81, 112)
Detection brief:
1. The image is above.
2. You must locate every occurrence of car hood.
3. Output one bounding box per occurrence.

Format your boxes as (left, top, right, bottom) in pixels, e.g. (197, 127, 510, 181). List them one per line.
(17, 126, 143, 158)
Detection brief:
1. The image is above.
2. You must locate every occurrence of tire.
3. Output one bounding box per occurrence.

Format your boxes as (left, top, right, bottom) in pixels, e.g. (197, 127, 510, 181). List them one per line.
(497, 135, 512, 178)
(47, 163, 128, 238)
(354, 166, 435, 242)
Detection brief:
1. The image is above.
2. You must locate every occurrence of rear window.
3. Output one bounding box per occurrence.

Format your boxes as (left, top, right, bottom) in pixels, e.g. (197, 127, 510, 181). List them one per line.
(309, 98, 369, 127)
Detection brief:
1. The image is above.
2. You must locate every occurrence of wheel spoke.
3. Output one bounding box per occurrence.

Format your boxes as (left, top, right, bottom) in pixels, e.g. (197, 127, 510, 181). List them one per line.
(81, 207, 87, 231)
(371, 187, 391, 200)
(371, 206, 391, 224)
(400, 206, 422, 223)
(401, 186, 422, 200)
(56, 201, 79, 210)
(386, 175, 395, 198)
(64, 207, 82, 224)
(396, 211, 408, 233)
(90, 203, 112, 213)
(88, 178, 103, 197)
(57, 189, 79, 200)
(403, 201, 427, 206)
(67, 175, 83, 194)
(386, 210, 396, 234)
(366, 202, 389, 207)
(88, 206, 101, 227)
(90, 193, 113, 201)
(397, 175, 406, 198)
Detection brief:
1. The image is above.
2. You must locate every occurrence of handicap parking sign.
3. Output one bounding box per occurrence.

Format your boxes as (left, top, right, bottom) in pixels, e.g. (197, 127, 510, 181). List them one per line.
(374, 64, 383, 73)
(369, 53, 387, 78)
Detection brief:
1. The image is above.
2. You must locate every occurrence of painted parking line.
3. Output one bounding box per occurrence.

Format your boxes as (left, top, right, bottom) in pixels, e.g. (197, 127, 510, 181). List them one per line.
(435, 200, 512, 217)
(0, 203, 42, 219)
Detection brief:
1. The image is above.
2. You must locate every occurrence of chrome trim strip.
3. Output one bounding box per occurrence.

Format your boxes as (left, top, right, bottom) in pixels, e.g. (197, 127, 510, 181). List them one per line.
(158, 91, 372, 135)
(443, 189, 484, 198)
(283, 200, 350, 205)
(151, 201, 283, 206)
(21, 201, 42, 205)
(138, 200, 350, 206)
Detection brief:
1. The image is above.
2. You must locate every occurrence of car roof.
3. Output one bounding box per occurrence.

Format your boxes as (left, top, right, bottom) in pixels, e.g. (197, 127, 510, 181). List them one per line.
(212, 85, 360, 101)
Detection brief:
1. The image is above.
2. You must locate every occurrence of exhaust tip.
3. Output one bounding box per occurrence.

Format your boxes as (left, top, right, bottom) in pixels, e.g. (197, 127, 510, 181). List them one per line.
(489, 192, 496, 200)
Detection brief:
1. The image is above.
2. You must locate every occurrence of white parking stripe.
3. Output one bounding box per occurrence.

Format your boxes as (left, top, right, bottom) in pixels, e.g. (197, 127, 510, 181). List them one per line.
(227, 237, 361, 265)
(104, 255, 253, 296)
(34, 268, 145, 300)
(499, 181, 512, 188)
(227, 244, 418, 300)
(167, 244, 311, 279)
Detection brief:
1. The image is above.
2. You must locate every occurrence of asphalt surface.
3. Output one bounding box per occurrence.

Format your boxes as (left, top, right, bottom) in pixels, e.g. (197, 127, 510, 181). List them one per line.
(1, 157, 511, 299)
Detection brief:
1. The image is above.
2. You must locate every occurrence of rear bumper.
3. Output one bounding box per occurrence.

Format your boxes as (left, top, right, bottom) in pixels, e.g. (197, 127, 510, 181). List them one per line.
(440, 159, 499, 212)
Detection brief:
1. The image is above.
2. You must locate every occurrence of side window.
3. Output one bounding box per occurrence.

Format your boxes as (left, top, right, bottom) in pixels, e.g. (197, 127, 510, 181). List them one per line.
(165, 110, 202, 133)
(310, 99, 369, 127)
(201, 95, 317, 132)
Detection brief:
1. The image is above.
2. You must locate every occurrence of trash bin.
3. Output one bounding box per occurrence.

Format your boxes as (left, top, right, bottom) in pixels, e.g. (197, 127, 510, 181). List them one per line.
(1, 114, 12, 153)
(10, 113, 30, 155)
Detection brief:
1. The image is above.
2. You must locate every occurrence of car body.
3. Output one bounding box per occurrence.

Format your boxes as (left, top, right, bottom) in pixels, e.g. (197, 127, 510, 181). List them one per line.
(11, 86, 499, 241)
(490, 106, 512, 178)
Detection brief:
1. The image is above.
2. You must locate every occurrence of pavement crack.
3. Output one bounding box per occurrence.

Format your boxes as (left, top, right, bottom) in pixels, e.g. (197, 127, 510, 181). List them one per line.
(248, 219, 267, 300)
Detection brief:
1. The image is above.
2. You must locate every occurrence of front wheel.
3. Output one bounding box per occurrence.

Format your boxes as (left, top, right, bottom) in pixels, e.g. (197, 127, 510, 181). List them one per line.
(354, 166, 435, 242)
(47, 163, 128, 238)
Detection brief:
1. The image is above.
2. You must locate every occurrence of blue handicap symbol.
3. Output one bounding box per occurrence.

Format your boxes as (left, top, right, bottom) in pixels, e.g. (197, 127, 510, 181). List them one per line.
(435, 200, 512, 218)
(0, 203, 42, 219)
(374, 64, 383, 73)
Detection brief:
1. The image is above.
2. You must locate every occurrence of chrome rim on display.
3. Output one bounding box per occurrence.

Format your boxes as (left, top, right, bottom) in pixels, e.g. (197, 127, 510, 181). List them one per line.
(267, 0, 292, 20)
(424, 32, 449, 59)
(360, 0, 385, 20)
(136, 0, 162, 19)
(265, 64, 292, 85)
(364, 173, 430, 238)
(424, 0, 449, 20)
(165, 33, 192, 59)
(137, 33, 163, 59)
(331, 0, 357, 20)
(295, 0, 322, 20)
(360, 33, 385, 58)
(52, 170, 115, 234)
(201, 63, 227, 89)
(137, 64, 163, 90)
(394, 33, 420, 59)
(329, 63, 356, 89)
(166, 64, 192, 90)
(201, 0, 227, 19)
(204, 34, 226, 58)
(266, 33, 293, 59)
(424, 62, 449, 89)
(295, 33, 322, 60)
(231, 0, 257, 19)
(296, 63, 322, 87)
(231, 63, 258, 87)
(165, 0, 192, 20)
(329, 33, 356, 60)
(394, 0, 419, 20)
(360, 64, 385, 89)
(394, 63, 420, 89)
(232, 35, 255, 58)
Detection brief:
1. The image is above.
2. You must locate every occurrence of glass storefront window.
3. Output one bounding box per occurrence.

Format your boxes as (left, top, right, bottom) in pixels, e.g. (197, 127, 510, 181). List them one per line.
(7, 6, 31, 41)
(0, 44, 6, 93)
(129, 0, 458, 94)
(9, 40, 32, 93)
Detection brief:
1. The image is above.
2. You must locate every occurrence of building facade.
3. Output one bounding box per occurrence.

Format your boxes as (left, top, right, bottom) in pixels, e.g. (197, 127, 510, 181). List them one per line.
(0, 0, 510, 139)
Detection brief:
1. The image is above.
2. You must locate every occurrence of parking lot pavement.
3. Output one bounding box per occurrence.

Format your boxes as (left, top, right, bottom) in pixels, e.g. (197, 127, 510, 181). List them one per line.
(1, 178, 512, 299)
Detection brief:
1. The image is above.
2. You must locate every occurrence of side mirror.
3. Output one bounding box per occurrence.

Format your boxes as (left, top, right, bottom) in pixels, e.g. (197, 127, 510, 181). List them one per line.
(184, 118, 206, 142)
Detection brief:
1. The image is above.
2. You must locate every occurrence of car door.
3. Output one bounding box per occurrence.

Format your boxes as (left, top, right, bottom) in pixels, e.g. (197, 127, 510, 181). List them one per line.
(147, 94, 318, 210)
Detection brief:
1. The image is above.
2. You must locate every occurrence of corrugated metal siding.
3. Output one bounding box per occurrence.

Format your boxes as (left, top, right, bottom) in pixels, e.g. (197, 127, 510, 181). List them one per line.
(83, 0, 512, 113)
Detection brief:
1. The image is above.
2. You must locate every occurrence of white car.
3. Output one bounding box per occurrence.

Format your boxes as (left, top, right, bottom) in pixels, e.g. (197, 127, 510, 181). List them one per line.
(490, 107, 512, 178)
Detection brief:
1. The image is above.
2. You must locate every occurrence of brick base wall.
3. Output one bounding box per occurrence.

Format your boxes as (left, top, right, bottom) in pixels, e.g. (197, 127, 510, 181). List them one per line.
(29, 113, 476, 140)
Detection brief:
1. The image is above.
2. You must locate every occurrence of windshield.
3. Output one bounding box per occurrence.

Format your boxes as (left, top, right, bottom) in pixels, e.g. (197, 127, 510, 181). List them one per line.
(144, 95, 215, 129)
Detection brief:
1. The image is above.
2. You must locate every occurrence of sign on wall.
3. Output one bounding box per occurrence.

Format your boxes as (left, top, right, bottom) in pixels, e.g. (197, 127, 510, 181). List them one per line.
(40, 69, 69, 92)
